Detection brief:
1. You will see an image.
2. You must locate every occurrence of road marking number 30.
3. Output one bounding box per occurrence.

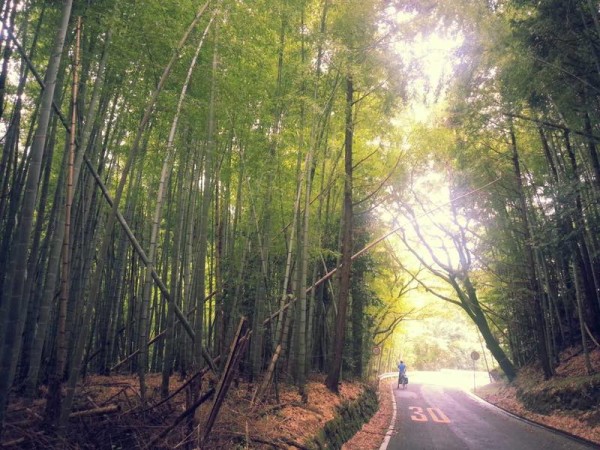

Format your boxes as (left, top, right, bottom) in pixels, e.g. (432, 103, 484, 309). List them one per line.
(408, 406, 451, 423)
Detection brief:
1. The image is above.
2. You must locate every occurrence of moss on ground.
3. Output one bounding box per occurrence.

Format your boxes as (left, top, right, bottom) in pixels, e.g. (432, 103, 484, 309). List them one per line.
(307, 384, 379, 450)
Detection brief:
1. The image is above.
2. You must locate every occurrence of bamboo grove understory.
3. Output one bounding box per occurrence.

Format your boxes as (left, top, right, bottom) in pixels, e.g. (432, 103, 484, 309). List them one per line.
(1, 0, 600, 444)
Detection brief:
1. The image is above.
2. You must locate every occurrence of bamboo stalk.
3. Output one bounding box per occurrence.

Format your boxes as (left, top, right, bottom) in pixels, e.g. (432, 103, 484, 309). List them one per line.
(69, 405, 120, 418)
(145, 388, 215, 450)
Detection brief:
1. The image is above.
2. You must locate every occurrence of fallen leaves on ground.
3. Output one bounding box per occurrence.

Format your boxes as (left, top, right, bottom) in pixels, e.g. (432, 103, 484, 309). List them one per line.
(205, 374, 365, 448)
(3, 372, 370, 449)
(342, 378, 394, 450)
(555, 346, 600, 377)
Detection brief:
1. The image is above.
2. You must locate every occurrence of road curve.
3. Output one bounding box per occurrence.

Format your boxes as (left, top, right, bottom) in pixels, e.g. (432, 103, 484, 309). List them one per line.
(384, 382, 597, 450)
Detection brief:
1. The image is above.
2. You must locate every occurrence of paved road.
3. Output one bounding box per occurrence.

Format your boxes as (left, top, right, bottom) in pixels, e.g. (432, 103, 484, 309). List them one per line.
(385, 382, 597, 450)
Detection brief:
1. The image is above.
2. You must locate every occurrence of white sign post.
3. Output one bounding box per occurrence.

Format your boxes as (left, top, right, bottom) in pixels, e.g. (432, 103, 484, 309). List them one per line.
(471, 351, 480, 392)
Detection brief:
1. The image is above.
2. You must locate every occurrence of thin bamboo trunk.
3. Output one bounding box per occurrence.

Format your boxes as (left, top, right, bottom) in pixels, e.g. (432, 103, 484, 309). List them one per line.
(23, 26, 112, 397)
(193, 23, 219, 375)
(0, 3, 45, 231)
(139, 12, 214, 403)
(573, 263, 594, 374)
(249, 10, 287, 382)
(45, 16, 81, 423)
(0, 0, 16, 121)
(18, 110, 61, 383)
(563, 131, 600, 331)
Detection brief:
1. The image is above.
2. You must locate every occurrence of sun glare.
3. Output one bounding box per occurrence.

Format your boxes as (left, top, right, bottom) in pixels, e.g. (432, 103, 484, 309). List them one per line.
(376, 11, 470, 321)
(388, 10, 464, 121)
(380, 11, 467, 267)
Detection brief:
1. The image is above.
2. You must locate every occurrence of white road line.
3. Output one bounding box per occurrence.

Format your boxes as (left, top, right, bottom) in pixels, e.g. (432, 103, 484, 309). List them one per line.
(379, 377, 397, 450)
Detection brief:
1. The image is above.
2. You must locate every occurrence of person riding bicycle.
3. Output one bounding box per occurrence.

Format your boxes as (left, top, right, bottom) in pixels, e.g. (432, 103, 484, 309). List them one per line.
(397, 360, 407, 389)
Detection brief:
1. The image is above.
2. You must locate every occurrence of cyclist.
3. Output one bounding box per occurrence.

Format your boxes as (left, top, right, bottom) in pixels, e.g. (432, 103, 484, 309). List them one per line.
(397, 360, 407, 389)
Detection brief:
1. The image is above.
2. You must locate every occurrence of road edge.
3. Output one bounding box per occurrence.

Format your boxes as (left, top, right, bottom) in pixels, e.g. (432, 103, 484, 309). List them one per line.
(377, 377, 397, 450)
(464, 387, 600, 448)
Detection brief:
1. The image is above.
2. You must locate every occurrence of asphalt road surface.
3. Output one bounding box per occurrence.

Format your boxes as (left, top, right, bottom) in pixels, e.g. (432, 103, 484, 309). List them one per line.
(385, 381, 597, 450)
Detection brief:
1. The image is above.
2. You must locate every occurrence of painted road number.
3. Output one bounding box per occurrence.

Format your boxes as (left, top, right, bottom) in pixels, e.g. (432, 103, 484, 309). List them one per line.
(409, 406, 451, 424)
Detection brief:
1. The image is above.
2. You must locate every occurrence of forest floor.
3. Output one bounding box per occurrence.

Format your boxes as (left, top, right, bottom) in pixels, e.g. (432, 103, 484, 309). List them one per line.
(3, 347, 600, 448)
(2, 373, 369, 449)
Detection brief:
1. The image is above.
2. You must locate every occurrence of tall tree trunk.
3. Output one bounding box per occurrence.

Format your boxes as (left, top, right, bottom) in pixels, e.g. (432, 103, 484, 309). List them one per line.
(573, 262, 594, 375)
(249, 12, 287, 382)
(0, 3, 45, 231)
(0, 0, 16, 121)
(583, 110, 600, 191)
(563, 130, 600, 332)
(161, 171, 184, 396)
(326, 75, 354, 392)
(17, 108, 61, 385)
(459, 276, 517, 381)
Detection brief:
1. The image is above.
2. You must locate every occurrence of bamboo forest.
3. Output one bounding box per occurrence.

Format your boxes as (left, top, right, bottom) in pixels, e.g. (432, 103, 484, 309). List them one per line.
(1, 0, 600, 448)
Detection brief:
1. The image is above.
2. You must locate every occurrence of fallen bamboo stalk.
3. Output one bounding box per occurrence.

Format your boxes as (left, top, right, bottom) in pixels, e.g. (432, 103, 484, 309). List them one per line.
(200, 318, 250, 446)
(0, 437, 25, 447)
(145, 387, 215, 449)
(69, 404, 120, 418)
(143, 355, 221, 413)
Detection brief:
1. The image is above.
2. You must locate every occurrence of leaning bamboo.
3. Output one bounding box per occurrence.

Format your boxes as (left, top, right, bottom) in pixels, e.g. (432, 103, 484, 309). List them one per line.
(251, 343, 282, 405)
(146, 388, 215, 450)
(200, 318, 250, 446)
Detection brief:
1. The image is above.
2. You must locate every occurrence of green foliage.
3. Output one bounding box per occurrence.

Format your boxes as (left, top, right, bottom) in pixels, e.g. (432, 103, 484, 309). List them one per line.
(404, 313, 484, 370)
